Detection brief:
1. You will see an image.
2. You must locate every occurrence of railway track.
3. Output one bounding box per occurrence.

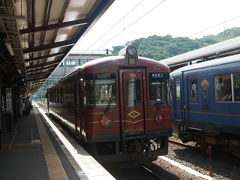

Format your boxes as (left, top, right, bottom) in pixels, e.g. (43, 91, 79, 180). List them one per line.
(143, 163, 179, 180)
(169, 137, 240, 158)
(106, 163, 179, 180)
(169, 138, 198, 149)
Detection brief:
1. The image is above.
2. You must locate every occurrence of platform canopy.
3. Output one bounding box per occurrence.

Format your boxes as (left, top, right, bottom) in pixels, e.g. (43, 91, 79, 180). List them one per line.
(0, 0, 114, 93)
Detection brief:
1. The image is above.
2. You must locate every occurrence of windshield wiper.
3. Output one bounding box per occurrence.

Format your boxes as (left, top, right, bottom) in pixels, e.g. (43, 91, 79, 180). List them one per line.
(104, 96, 113, 113)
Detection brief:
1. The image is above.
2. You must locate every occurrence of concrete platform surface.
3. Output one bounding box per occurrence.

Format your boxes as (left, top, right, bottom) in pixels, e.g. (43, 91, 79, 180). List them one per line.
(0, 103, 115, 180)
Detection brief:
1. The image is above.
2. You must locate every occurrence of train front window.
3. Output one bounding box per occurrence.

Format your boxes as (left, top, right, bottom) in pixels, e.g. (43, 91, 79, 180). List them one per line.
(125, 79, 141, 107)
(84, 74, 116, 108)
(95, 79, 116, 107)
(149, 73, 170, 105)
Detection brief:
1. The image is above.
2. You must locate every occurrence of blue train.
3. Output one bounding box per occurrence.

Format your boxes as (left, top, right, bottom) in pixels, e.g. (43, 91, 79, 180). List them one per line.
(171, 54, 240, 157)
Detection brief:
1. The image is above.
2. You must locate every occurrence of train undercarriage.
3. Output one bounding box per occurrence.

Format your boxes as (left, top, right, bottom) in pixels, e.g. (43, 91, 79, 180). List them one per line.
(176, 127, 240, 158)
(87, 136, 169, 166)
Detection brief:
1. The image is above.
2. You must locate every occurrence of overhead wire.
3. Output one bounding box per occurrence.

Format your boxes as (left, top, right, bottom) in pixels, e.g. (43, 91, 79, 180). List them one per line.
(86, 0, 146, 50)
(81, 1, 240, 51)
(188, 15, 240, 38)
(95, 0, 168, 49)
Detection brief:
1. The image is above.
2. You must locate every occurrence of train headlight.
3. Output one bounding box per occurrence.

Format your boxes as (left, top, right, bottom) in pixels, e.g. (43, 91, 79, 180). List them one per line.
(118, 45, 138, 57)
(100, 116, 112, 127)
(155, 115, 164, 123)
(126, 46, 137, 56)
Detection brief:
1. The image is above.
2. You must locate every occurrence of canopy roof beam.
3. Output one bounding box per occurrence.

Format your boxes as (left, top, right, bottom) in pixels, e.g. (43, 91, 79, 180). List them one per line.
(19, 19, 88, 34)
(23, 40, 75, 54)
(26, 60, 60, 70)
(25, 51, 66, 62)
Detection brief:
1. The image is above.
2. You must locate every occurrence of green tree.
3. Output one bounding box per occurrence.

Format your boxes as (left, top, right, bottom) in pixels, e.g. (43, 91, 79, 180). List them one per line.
(111, 27, 240, 60)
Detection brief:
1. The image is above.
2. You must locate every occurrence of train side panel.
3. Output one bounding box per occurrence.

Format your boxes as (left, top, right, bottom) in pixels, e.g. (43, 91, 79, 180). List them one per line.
(172, 59, 240, 152)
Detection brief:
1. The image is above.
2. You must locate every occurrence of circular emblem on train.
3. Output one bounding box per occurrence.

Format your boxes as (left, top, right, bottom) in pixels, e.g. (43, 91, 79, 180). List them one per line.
(201, 80, 209, 87)
(192, 83, 197, 91)
(128, 110, 141, 118)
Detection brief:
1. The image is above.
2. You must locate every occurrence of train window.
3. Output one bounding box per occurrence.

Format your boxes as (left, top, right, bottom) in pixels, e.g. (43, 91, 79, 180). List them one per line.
(233, 73, 240, 101)
(215, 74, 232, 101)
(149, 73, 170, 105)
(53, 90, 56, 102)
(190, 78, 198, 100)
(84, 80, 94, 107)
(125, 79, 141, 107)
(60, 88, 63, 103)
(175, 81, 181, 100)
(62, 83, 74, 104)
(50, 92, 52, 102)
(57, 88, 59, 103)
(201, 80, 209, 99)
(84, 74, 116, 108)
(95, 79, 116, 107)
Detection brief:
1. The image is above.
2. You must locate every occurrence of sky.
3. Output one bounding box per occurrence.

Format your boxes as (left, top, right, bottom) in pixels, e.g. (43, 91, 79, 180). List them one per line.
(72, 0, 240, 52)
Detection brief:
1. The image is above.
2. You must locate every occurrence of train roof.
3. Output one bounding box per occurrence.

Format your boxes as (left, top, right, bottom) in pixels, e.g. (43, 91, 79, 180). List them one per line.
(80, 55, 120, 69)
(48, 55, 169, 90)
(48, 67, 81, 90)
(171, 53, 240, 77)
(80, 55, 169, 71)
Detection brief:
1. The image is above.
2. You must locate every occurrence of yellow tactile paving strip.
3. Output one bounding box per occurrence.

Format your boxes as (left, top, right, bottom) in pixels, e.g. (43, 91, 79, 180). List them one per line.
(34, 108, 68, 180)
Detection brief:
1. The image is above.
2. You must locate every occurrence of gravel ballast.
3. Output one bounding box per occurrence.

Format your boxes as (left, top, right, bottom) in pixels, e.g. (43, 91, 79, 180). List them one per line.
(153, 139, 240, 180)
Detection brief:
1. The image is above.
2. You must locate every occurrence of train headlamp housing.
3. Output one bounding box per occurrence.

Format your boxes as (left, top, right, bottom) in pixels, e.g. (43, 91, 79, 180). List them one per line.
(118, 45, 138, 65)
(155, 115, 164, 123)
(126, 46, 137, 56)
(118, 45, 138, 57)
(100, 116, 112, 127)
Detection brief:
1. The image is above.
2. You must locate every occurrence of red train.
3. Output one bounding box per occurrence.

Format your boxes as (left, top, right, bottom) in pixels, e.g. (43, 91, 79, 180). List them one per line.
(47, 46, 172, 165)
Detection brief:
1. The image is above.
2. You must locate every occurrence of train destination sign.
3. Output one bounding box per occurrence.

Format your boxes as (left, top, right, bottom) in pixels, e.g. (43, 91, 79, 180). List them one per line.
(150, 73, 169, 79)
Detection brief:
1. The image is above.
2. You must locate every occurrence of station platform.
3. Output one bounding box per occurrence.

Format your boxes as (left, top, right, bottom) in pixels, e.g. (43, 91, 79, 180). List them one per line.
(0, 103, 115, 180)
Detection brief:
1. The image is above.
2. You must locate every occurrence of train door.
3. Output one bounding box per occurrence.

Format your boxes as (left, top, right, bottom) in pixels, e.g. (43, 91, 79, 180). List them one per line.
(199, 77, 211, 131)
(119, 69, 146, 138)
(186, 76, 204, 130)
(173, 78, 183, 120)
(172, 78, 184, 136)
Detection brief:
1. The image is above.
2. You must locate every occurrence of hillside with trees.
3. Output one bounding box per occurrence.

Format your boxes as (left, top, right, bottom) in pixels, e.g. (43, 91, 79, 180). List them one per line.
(111, 27, 240, 60)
